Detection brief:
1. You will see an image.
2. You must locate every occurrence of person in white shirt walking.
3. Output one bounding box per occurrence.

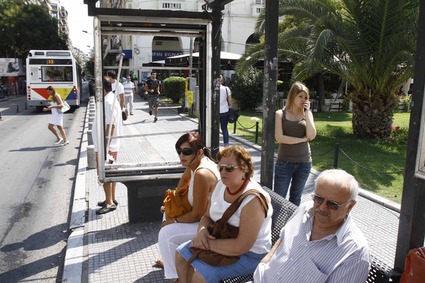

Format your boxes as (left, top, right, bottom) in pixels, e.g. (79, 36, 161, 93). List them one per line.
(123, 75, 135, 116)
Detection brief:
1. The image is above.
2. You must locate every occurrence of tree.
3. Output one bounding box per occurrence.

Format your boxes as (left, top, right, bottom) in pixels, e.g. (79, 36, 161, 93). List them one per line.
(232, 67, 264, 111)
(0, 0, 68, 59)
(240, 0, 419, 139)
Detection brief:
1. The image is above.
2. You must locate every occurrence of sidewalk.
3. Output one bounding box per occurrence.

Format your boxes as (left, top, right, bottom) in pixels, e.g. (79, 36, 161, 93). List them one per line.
(63, 95, 401, 282)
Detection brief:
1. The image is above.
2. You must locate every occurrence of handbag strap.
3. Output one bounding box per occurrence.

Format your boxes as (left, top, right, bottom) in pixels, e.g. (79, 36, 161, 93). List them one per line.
(220, 189, 269, 223)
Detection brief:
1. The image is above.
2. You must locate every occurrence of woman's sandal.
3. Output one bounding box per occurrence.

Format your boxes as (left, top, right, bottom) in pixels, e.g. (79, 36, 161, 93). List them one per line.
(153, 258, 164, 268)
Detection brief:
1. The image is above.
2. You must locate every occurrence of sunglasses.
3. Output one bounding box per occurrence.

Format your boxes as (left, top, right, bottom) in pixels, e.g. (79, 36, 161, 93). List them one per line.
(218, 164, 239, 173)
(176, 147, 195, 156)
(311, 194, 351, 211)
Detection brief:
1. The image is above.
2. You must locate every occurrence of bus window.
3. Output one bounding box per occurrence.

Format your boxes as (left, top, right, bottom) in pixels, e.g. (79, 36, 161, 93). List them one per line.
(41, 66, 73, 82)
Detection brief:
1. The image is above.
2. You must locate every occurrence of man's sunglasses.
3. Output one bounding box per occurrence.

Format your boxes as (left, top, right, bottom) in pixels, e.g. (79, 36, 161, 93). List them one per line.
(311, 194, 351, 211)
(218, 164, 239, 173)
(176, 147, 195, 156)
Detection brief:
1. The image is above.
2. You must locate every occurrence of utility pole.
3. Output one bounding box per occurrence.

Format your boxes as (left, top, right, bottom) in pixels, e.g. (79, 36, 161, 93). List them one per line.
(261, 0, 279, 188)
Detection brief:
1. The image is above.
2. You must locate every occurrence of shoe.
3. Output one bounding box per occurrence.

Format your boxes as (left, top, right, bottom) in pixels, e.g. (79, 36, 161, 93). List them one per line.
(97, 200, 118, 207)
(54, 139, 63, 145)
(153, 258, 164, 268)
(61, 140, 69, 146)
(130, 113, 134, 115)
(154, 117, 158, 123)
(96, 204, 117, 215)
(149, 110, 152, 115)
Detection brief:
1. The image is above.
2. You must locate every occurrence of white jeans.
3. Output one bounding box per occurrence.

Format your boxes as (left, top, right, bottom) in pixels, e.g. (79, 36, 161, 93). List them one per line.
(124, 95, 133, 114)
(158, 222, 198, 279)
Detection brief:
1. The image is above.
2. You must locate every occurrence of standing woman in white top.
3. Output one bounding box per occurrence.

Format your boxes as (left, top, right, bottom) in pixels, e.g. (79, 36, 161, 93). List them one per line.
(43, 86, 69, 145)
(158, 132, 220, 282)
(175, 145, 273, 283)
(219, 75, 232, 146)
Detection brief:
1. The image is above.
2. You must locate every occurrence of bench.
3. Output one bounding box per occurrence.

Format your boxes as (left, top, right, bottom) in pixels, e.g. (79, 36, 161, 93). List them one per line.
(222, 187, 401, 283)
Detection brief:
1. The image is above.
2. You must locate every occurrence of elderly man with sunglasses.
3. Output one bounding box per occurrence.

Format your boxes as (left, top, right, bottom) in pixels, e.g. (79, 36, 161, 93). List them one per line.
(253, 169, 370, 283)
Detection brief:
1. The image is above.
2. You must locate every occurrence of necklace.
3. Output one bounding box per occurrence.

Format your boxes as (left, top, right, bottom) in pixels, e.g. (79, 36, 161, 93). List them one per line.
(226, 178, 249, 196)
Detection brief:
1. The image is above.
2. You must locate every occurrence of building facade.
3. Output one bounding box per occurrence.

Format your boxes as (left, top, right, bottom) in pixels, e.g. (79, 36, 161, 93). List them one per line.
(100, 0, 263, 80)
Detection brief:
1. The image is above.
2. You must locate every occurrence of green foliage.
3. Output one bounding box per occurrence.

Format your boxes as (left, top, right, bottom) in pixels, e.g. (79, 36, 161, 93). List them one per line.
(230, 111, 410, 203)
(232, 67, 264, 111)
(244, 0, 419, 139)
(163, 76, 186, 103)
(0, 0, 68, 59)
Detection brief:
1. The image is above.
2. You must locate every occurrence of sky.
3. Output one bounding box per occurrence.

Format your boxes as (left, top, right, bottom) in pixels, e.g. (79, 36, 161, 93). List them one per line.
(58, 0, 94, 54)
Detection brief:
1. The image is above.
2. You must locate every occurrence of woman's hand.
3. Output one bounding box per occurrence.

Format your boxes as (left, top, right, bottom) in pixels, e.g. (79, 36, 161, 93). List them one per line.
(190, 227, 211, 250)
(303, 100, 311, 112)
(160, 218, 175, 227)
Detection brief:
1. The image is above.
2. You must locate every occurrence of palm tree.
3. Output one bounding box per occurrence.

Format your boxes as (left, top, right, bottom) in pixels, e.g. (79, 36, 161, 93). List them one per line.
(240, 0, 418, 138)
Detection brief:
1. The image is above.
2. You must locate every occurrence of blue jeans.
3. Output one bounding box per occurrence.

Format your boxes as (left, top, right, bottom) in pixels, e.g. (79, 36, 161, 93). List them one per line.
(274, 160, 312, 206)
(220, 112, 230, 145)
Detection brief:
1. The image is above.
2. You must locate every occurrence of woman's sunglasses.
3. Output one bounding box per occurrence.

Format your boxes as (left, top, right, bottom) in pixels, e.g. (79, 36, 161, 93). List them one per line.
(218, 164, 239, 173)
(176, 147, 195, 156)
(311, 194, 351, 211)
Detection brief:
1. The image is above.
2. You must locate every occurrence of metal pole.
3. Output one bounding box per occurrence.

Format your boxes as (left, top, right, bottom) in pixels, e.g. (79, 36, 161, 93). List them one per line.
(333, 143, 340, 168)
(233, 121, 236, 134)
(255, 121, 259, 144)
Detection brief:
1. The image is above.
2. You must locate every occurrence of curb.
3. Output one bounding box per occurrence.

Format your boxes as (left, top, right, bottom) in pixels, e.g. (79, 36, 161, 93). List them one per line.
(62, 98, 94, 283)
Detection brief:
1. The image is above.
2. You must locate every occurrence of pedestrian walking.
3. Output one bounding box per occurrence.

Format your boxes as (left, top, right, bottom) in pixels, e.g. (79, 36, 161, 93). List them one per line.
(145, 72, 160, 122)
(219, 75, 232, 146)
(123, 75, 135, 116)
(274, 81, 317, 205)
(43, 86, 69, 145)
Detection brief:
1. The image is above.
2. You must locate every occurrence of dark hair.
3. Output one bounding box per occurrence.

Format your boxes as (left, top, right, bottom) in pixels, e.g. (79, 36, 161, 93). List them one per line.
(175, 132, 212, 159)
(103, 77, 112, 92)
(46, 85, 54, 91)
(216, 145, 254, 179)
(107, 70, 117, 79)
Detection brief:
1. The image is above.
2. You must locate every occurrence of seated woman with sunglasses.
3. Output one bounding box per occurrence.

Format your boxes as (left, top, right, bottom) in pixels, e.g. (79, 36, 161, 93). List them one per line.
(252, 169, 370, 283)
(158, 132, 220, 282)
(175, 145, 273, 283)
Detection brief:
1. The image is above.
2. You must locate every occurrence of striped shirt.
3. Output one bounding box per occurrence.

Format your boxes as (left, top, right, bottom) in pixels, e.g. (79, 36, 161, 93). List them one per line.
(253, 201, 370, 283)
(123, 81, 135, 96)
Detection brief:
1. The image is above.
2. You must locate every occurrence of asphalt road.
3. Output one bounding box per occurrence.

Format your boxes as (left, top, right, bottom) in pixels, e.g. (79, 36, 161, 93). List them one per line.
(0, 85, 89, 282)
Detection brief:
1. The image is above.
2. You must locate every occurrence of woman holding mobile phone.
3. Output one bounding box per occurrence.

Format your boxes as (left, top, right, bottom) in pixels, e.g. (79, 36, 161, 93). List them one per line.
(273, 81, 316, 205)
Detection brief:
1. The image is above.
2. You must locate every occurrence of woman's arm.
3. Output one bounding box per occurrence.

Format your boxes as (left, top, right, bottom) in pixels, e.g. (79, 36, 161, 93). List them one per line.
(226, 87, 232, 108)
(175, 168, 217, 223)
(208, 196, 266, 256)
(274, 109, 308, 144)
(304, 110, 317, 141)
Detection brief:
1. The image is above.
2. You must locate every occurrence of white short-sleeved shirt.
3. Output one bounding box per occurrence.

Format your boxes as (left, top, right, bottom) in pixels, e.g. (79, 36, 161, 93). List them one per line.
(123, 81, 135, 96)
(112, 81, 124, 96)
(92, 91, 123, 152)
(219, 85, 231, 113)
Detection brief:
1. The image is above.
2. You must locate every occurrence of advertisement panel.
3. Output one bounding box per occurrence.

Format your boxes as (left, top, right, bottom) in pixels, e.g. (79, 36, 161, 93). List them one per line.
(0, 58, 25, 77)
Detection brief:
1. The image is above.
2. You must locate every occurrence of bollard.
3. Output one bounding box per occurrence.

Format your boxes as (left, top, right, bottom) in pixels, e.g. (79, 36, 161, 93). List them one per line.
(250, 117, 260, 144)
(233, 121, 237, 134)
(255, 121, 259, 144)
(333, 143, 340, 168)
(25, 102, 27, 110)
(87, 130, 93, 145)
(88, 115, 94, 123)
(88, 121, 93, 131)
(87, 145, 96, 169)
(0, 111, 2, 120)
(16, 104, 19, 112)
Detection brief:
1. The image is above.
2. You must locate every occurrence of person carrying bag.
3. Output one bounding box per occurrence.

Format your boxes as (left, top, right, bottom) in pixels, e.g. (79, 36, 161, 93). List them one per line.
(188, 189, 268, 266)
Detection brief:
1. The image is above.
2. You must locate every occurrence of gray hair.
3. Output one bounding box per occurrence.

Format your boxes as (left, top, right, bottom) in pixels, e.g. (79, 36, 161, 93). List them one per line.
(315, 169, 359, 200)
